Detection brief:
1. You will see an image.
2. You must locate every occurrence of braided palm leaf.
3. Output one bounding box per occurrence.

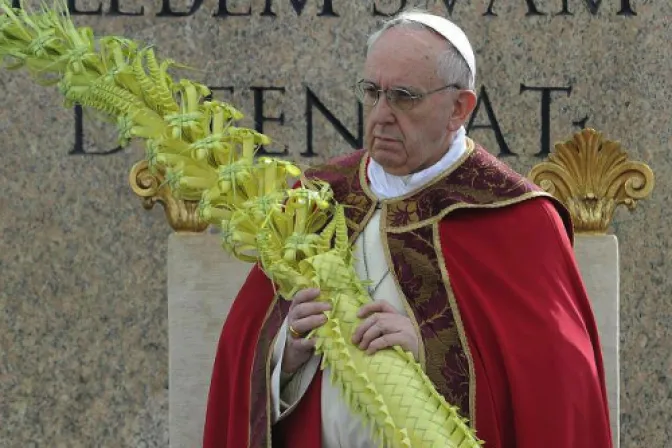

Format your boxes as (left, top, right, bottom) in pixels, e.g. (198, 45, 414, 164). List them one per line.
(0, 1, 482, 446)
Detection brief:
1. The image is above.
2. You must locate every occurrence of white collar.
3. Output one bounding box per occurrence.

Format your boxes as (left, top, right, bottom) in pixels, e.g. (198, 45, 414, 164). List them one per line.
(367, 127, 467, 200)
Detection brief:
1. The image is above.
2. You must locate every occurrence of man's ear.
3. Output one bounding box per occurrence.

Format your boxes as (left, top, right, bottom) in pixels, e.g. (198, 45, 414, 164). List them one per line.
(448, 90, 478, 131)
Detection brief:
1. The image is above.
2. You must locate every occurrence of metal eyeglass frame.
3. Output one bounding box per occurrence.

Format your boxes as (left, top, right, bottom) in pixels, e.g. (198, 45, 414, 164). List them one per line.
(354, 79, 462, 111)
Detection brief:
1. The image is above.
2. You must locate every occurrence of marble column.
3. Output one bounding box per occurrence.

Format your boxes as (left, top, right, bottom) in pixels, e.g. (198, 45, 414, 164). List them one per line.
(573, 234, 620, 448)
(167, 232, 251, 448)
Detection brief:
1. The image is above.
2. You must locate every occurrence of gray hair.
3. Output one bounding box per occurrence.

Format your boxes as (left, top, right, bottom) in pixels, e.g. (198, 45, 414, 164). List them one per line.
(366, 8, 475, 90)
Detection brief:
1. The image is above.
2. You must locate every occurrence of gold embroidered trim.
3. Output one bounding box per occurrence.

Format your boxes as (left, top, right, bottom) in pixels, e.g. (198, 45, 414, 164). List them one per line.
(248, 292, 281, 448)
(349, 200, 378, 245)
(379, 202, 427, 371)
(386, 191, 557, 234)
(433, 222, 478, 428)
(264, 316, 279, 448)
(358, 137, 476, 204)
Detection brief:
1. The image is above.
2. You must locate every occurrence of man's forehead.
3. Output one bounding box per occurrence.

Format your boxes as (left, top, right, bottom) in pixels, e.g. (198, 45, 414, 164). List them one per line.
(363, 28, 443, 85)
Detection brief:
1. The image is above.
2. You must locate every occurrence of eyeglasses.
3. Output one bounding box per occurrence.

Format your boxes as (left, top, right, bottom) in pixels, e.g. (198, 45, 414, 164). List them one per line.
(354, 79, 461, 111)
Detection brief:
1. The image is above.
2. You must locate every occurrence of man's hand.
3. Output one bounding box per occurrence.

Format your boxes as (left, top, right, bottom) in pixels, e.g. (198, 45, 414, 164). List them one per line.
(281, 288, 331, 374)
(351, 300, 419, 361)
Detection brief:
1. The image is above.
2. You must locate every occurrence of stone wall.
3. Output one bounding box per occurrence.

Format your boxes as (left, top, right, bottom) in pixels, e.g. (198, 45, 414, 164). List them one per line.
(1, 0, 669, 446)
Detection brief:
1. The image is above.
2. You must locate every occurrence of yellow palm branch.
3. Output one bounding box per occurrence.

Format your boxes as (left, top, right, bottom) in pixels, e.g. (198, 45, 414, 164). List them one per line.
(0, 1, 482, 446)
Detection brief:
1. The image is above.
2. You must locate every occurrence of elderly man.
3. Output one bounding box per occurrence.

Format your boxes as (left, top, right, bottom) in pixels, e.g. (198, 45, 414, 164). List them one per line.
(203, 9, 613, 448)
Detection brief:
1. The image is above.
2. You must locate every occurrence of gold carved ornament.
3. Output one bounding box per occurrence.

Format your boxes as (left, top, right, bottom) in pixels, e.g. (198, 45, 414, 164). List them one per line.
(129, 160, 209, 233)
(528, 128, 655, 234)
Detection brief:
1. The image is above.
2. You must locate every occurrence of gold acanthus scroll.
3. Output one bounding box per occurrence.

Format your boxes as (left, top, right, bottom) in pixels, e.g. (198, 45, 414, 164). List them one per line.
(528, 128, 655, 234)
(128, 160, 209, 233)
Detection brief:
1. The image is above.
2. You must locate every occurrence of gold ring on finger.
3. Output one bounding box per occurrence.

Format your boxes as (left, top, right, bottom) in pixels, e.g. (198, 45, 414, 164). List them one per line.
(288, 324, 302, 338)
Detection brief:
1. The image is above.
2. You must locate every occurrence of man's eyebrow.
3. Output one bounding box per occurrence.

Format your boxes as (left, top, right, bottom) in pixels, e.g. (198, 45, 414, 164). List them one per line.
(390, 84, 420, 93)
(361, 79, 417, 91)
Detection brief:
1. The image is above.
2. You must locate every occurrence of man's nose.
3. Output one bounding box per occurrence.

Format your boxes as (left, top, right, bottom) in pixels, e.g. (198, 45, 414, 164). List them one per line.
(369, 94, 395, 123)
